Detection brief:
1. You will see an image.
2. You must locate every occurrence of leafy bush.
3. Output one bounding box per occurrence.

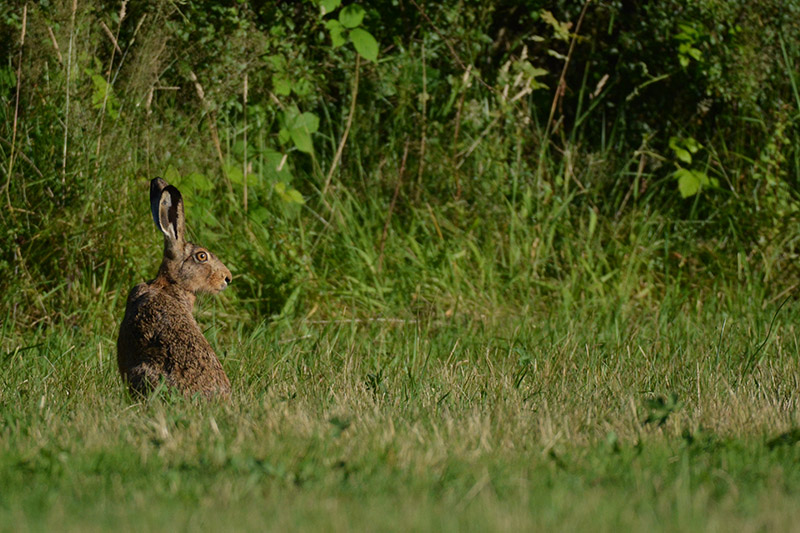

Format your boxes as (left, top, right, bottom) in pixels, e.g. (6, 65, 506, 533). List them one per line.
(2, 0, 800, 332)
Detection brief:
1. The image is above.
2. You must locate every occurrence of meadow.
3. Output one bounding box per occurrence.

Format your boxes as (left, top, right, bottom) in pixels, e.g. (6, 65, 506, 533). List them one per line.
(3, 1, 800, 531)
(4, 307, 800, 531)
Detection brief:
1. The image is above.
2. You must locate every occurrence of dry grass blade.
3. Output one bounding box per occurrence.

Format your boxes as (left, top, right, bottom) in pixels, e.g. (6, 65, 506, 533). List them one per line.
(378, 140, 410, 272)
(189, 70, 230, 191)
(323, 54, 360, 196)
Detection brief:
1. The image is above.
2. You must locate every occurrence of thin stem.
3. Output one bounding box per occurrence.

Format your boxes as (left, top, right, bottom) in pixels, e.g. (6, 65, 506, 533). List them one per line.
(323, 54, 360, 196)
(243, 72, 248, 212)
(546, 0, 592, 133)
(378, 140, 410, 273)
(416, 41, 427, 201)
(63, 0, 78, 183)
(95, 2, 128, 164)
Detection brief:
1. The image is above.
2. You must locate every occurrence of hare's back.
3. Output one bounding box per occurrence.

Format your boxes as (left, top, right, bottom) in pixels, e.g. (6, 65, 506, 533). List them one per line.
(120, 285, 230, 395)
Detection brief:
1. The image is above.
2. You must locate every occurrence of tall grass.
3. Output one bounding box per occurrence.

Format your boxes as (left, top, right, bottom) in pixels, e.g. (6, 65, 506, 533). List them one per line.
(2, 1, 798, 333)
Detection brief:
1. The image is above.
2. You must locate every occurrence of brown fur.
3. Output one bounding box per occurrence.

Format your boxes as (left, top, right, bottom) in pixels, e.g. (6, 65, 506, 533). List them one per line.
(117, 178, 232, 399)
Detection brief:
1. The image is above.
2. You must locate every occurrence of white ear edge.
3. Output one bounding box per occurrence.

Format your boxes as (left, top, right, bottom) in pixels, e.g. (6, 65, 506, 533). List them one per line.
(159, 194, 178, 240)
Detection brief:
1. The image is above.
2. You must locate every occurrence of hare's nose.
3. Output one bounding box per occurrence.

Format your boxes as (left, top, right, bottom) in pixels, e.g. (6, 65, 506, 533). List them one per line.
(225, 275, 232, 285)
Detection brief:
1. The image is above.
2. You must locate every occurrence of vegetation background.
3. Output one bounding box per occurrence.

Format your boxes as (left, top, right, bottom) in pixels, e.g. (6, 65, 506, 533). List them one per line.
(3, 0, 800, 530)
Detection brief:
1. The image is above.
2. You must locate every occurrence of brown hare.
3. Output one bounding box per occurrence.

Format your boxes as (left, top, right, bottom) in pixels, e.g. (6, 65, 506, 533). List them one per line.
(117, 177, 232, 399)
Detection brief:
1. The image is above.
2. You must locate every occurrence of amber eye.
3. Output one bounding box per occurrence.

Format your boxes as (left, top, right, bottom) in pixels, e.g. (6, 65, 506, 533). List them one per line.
(195, 251, 208, 262)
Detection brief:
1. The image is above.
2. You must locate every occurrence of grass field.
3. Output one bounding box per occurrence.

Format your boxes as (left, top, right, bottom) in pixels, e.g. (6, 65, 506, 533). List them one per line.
(3, 301, 800, 532)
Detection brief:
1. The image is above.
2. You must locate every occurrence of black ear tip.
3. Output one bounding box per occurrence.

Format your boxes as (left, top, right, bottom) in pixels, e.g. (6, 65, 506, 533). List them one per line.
(150, 177, 168, 201)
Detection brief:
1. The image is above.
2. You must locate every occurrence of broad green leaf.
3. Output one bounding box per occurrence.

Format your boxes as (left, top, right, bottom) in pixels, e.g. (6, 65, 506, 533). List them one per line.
(325, 19, 346, 47)
(290, 129, 313, 154)
(675, 167, 700, 197)
(274, 182, 305, 204)
(295, 112, 320, 134)
(282, 105, 301, 124)
(350, 28, 379, 62)
(185, 172, 213, 191)
(319, 0, 341, 15)
(273, 75, 291, 96)
(668, 136, 680, 150)
(281, 108, 319, 153)
(290, 112, 319, 153)
(250, 206, 270, 223)
(293, 78, 312, 96)
(684, 137, 702, 154)
(669, 136, 692, 164)
(694, 170, 715, 187)
(287, 189, 305, 204)
(677, 24, 699, 39)
(339, 4, 365, 28)
(266, 54, 286, 70)
(88, 72, 119, 119)
(224, 163, 244, 185)
(520, 63, 549, 79)
(674, 146, 691, 163)
(164, 165, 181, 184)
(675, 168, 714, 198)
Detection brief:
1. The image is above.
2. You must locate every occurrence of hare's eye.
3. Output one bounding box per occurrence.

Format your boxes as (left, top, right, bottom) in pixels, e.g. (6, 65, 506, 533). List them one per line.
(195, 251, 208, 262)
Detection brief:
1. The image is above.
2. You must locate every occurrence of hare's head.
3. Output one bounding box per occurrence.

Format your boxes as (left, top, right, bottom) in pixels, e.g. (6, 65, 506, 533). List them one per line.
(149, 177, 232, 294)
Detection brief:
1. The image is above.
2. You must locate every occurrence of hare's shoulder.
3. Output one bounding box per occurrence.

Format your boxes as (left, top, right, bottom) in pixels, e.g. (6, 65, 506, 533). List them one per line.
(125, 282, 149, 303)
(126, 283, 183, 312)
(124, 284, 197, 332)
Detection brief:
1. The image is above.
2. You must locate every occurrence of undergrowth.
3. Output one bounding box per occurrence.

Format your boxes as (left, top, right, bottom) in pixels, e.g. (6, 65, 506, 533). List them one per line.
(1, 1, 800, 332)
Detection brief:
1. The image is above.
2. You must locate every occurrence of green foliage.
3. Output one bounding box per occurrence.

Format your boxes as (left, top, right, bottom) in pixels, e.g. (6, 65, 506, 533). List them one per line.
(675, 23, 705, 68)
(674, 168, 716, 198)
(669, 136, 701, 165)
(274, 181, 305, 206)
(339, 4, 365, 29)
(1, 0, 800, 347)
(319, 1, 379, 61)
(349, 28, 379, 62)
(278, 106, 320, 154)
(669, 136, 718, 198)
(319, 0, 342, 16)
(85, 69, 119, 120)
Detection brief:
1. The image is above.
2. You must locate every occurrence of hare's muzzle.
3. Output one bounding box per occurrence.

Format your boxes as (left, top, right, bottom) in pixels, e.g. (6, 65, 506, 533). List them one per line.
(219, 265, 232, 291)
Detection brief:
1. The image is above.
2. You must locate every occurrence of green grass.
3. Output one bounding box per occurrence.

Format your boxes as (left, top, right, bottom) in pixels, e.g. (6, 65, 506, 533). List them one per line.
(3, 305, 800, 532)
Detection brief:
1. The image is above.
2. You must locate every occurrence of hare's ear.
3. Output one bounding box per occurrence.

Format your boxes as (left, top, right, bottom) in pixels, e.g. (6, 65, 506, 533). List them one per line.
(149, 178, 186, 254)
(150, 177, 168, 228)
